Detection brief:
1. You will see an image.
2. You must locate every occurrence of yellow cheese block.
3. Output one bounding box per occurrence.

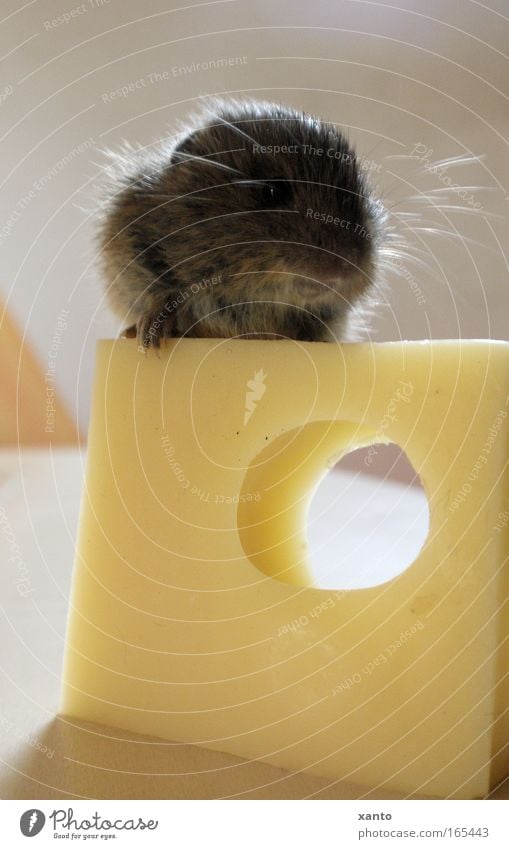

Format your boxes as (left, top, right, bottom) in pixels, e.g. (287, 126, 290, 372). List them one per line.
(61, 338, 509, 799)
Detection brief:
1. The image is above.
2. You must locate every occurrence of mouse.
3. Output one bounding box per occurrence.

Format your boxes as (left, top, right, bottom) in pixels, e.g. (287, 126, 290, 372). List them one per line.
(97, 98, 387, 348)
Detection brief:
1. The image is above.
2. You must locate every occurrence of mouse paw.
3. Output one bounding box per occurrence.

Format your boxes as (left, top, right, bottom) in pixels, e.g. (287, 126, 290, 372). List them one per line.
(138, 308, 178, 349)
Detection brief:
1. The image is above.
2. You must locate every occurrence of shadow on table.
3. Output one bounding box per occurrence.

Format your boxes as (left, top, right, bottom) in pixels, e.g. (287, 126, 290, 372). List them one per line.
(0, 714, 442, 800)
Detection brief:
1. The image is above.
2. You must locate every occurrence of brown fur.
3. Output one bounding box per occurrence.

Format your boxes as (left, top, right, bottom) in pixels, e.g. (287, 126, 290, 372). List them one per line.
(97, 98, 386, 347)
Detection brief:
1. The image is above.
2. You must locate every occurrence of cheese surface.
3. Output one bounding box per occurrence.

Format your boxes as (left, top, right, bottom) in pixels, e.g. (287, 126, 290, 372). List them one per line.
(61, 338, 509, 798)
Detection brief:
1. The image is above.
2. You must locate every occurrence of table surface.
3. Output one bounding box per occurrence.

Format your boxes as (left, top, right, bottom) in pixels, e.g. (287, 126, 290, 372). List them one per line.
(0, 448, 506, 800)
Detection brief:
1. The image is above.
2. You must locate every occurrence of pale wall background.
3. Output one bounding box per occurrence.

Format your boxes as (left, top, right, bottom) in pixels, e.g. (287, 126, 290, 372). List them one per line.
(1, 0, 508, 436)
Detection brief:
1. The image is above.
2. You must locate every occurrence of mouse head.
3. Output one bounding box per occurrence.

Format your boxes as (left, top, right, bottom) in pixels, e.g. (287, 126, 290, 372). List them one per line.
(102, 99, 386, 342)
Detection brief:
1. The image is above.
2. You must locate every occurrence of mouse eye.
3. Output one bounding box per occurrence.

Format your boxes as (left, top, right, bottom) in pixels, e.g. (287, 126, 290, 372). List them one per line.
(261, 180, 292, 206)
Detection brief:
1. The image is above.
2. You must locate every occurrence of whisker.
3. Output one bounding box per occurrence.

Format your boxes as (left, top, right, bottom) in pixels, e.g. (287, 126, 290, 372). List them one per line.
(384, 238, 439, 264)
(422, 153, 485, 171)
(379, 247, 441, 281)
(415, 156, 486, 180)
(384, 196, 426, 214)
(410, 226, 498, 255)
(391, 213, 482, 232)
(388, 210, 425, 220)
(213, 113, 259, 148)
(233, 178, 269, 186)
(172, 150, 243, 176)
(152, 178, 269, 202)
(378, 181, 405, 206)
(378, 259, 431, 290)
(401, 196, 502, 220)
(391, 213, 482, 243)
(151, 193, 217, 204)
(410, 185, 496, 195)
(382, 153, 421, 161)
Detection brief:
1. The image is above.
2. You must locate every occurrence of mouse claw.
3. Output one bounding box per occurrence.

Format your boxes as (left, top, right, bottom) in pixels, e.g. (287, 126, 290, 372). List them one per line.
(137, 309, 179, 350)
